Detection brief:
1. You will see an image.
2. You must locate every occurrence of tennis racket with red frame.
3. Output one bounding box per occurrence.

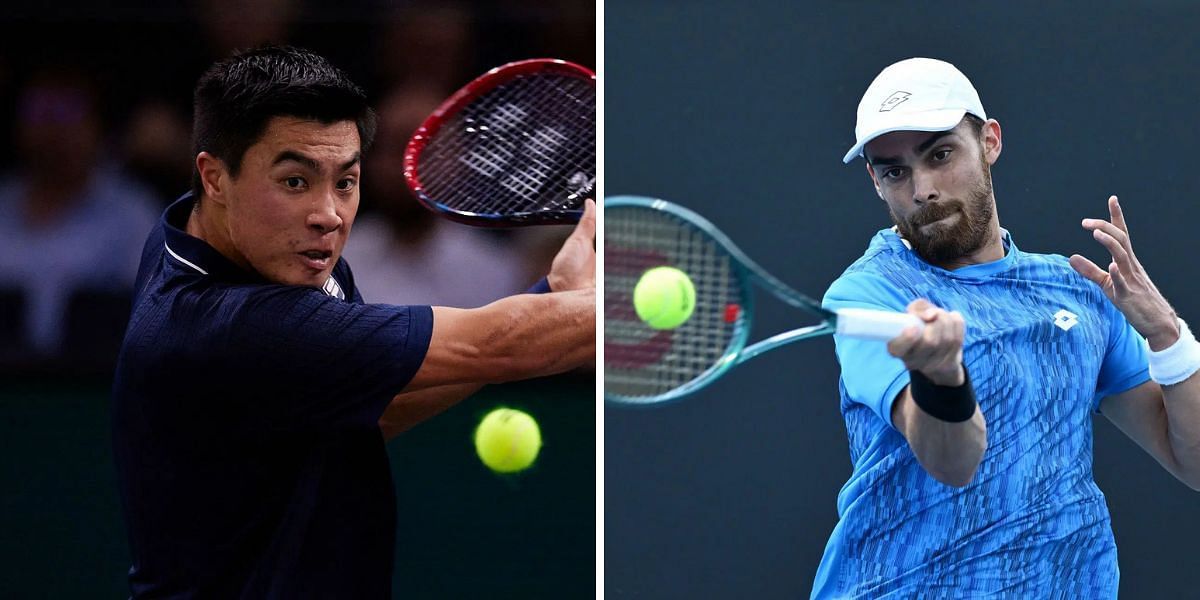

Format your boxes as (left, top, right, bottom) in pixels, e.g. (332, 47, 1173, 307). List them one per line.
(403, 59, 595, 227)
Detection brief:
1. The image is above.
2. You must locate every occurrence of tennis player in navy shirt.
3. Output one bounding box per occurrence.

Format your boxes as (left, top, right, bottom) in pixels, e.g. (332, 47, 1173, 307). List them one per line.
(111, 46, 595, 598)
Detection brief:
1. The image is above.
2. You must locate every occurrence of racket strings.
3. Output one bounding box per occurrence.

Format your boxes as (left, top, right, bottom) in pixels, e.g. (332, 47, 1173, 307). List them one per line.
(418, 73, 595, 216)
(604, 207, 742, 399)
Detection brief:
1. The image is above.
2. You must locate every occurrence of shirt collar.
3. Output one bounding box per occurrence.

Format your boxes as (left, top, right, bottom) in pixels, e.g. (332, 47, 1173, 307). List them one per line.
(161, 192, 265, 284)
(162, 192, 348, 300)
(885, 226, 1019, 280)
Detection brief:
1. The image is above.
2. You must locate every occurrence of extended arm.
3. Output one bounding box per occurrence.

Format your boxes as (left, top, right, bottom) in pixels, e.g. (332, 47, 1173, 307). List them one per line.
(888, 299, 987, 487)
(378, 289, 592, 439)
(405, 289, 594, 391)
(381, 200, 596, 432)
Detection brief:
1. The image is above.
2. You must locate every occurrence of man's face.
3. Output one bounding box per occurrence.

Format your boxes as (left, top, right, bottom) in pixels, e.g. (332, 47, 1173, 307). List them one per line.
(864, 118, 999, 265)
(219, 116, 361, 287)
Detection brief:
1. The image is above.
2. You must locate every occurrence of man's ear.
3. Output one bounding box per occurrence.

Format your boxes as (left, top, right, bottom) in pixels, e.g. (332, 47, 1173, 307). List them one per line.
(981, 119, 1002, 166)
(196, 152, 230, 206)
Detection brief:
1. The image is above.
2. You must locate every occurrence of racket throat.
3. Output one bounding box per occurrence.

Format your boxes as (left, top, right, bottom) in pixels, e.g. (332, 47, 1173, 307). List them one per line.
(737, 323, 835, 364)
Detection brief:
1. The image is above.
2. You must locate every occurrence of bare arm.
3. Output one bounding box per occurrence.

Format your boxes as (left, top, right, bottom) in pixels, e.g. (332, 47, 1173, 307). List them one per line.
(379, 288, 593, 437)
(1072, 195, 1200, 491)
(403, 289, 593, 391)
(892, 386, 987, 487)
(887, 299, 987, 487)
(397, 200, 596, 391)
(1100, 376, 1200, 491)
(380, 383, 484, 441)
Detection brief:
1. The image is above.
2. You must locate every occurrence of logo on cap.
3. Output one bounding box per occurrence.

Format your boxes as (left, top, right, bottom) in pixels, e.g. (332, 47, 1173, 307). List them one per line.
(879, 91, 911, 112)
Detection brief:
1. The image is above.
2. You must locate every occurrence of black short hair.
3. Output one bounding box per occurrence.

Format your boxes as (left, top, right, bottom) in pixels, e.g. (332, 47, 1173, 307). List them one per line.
(191, 45, 377, 198)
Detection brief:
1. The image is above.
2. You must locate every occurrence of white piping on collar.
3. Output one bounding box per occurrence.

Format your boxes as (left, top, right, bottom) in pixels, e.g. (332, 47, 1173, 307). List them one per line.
(890, 225, 913, 249)
(164, 243, 209, 275)
(165, 241, 345, 299)
(322, 275, 345, 300)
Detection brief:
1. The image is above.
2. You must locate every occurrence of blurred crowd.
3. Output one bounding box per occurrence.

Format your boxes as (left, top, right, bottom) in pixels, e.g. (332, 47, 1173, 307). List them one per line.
(0, 0, 594, 376)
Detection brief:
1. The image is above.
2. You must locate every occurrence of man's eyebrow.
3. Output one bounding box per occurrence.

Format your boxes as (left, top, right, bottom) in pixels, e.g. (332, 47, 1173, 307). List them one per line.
(915, 130, 955, 154)
(271, 150, 361, 172)
(868, 130, 957, 167)
(272, 150, 318, 170)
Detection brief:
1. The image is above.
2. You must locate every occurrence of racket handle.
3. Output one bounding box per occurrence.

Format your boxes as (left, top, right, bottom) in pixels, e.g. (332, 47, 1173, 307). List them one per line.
(835, 308, 924, 341)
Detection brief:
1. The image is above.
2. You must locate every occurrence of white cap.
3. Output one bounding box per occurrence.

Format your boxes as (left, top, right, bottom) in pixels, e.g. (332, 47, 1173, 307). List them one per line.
(842, 57, 986, 164)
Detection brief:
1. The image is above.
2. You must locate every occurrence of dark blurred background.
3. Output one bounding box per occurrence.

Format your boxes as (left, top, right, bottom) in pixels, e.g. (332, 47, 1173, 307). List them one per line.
(606, 1, 1200, 598)
(0, 1, 595, 597)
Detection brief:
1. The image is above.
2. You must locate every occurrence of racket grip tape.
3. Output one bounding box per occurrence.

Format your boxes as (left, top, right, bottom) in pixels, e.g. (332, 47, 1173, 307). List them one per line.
(834, 308, 925, 341)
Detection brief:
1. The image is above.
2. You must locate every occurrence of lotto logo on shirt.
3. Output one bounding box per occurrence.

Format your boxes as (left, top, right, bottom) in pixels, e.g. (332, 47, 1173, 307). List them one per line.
(1053, 309, 1079, 331)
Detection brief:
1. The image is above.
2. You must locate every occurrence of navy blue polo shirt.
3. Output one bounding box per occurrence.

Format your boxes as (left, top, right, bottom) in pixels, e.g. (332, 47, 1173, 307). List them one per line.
(112, 194, 433, 598)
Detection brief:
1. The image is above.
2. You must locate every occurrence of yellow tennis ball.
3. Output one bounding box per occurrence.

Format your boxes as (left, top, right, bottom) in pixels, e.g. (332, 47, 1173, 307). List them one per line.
(633, 266, 696, 330)
(474, 408, 542, 473)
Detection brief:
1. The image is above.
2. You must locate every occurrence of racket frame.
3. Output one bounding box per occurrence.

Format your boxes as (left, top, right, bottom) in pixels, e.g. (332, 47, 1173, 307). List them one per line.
(403, 58, 596, 227)
(605, 196, 839, 405)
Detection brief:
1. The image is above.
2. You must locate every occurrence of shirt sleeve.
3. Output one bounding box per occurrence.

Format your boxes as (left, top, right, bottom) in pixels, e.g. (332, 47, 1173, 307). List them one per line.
(1093, 297, 1152, 411)
(219, 285, 434, 433)
(823, 271, 913, 429)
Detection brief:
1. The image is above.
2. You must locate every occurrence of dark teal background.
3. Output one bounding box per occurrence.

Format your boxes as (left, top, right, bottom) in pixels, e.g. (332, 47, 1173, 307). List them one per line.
(1, 374, 594, 598)
(606, 0, 1200, 597)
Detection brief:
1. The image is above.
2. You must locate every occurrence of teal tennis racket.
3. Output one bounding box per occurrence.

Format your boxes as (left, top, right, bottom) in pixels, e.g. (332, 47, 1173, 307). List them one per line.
(604, 195, 923, 406)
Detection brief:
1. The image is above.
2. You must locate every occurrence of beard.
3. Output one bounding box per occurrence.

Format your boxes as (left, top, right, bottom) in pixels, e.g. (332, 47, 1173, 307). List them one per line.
(891, 164, 995, 265)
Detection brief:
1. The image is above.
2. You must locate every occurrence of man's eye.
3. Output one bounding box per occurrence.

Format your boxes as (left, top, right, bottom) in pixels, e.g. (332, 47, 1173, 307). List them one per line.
(884, 168, 904, 179)
(933, 149, 952, 161)
(285, 177, 305, 188)
(336, 178, 356, 191)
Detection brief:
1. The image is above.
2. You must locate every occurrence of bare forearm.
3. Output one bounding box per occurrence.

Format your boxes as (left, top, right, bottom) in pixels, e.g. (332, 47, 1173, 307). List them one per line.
(906, 406, 987, 487)
(474, 289, 595, 381)
(380, 383, 484, 441)
(1161, 373, 1200, 488)
(411, 289, 595, 390)
(884, 301, 983, 486)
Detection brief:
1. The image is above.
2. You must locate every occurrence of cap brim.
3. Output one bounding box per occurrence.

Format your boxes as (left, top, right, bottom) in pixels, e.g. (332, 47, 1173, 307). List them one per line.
(842, 108, 968, 164)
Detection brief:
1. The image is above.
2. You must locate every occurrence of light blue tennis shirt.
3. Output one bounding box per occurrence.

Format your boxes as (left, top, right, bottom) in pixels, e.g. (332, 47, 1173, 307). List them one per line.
(812, 228, 1150, 599)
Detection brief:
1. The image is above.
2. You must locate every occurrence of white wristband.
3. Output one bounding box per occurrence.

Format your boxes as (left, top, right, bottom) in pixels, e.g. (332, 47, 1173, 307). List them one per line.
(1148, 317, 1200, 386)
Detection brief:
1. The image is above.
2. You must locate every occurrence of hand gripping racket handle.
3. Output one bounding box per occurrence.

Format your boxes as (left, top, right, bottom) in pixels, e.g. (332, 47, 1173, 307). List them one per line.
(835, 308, 925, 341)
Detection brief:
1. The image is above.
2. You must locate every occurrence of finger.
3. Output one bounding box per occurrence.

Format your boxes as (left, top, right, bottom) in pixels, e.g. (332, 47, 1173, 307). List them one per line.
(1109, 262, 1129, 295)
(571, 199, 597, 244)
(905, 317, 944, 364)
(886, 326, 920, 358)
(1092, 228, 1133, 269)
(1082, 218, 1129, 247)
(947, 311, 966, 364)
(1069, 254, 1110, 286)
(907, 298, 933, 317)
(942, 311, 964, 348)
(933, 312, 957, 358)
(1108, 195, 1128, 237)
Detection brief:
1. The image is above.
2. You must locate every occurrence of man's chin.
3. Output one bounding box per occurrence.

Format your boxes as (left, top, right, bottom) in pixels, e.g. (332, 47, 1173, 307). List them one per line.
(268, 268, 331, 289)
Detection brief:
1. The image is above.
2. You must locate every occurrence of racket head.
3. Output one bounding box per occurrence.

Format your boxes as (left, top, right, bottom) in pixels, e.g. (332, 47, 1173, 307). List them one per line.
(403, 59, 596, 227)
(604, 196, 755, 406)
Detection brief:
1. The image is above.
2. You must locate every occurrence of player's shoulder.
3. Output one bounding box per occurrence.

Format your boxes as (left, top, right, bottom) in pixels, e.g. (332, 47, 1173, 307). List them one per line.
(1012, 248, 1095, 286)
(824, 229, 915, 310)
(1016, 247, 1072, 268)
(836, 228, 910, 275)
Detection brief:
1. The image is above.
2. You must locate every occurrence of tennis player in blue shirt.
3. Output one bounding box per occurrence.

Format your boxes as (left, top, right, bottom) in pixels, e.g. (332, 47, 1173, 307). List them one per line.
(814, 58, 1200, 598)
(110, 46, 595, 598)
